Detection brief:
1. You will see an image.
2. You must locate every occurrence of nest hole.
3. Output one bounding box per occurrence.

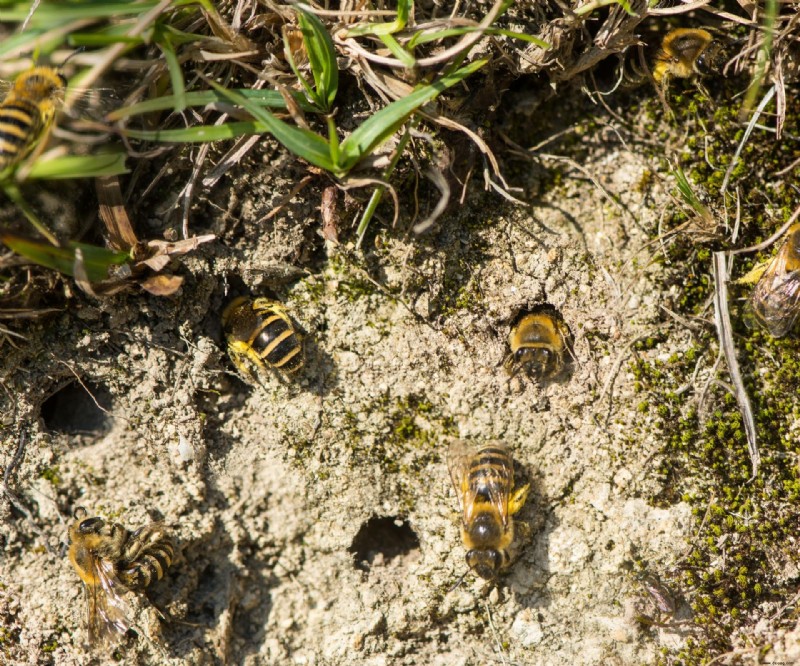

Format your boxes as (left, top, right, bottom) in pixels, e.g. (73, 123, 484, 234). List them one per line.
(349, 516, 420, 572)
(41, 381, 113, 435)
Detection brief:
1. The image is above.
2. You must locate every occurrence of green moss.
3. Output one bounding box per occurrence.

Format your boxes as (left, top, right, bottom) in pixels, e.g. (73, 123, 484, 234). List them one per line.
(41, 637, 58, 653)
(630, 75, 800, 660)
(39, 466, 61, 486)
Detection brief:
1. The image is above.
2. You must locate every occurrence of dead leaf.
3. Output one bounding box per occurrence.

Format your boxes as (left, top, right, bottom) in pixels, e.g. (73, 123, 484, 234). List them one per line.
(140, 274, 184, 296)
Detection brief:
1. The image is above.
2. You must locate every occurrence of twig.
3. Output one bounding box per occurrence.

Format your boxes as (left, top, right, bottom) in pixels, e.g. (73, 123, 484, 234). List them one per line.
(729, 202, 800, 256)
(334, 0, 506, 69)
(3, 429, 57, 555)
(539, 153, 637, 227)
(720, 85, 775, 194)
(599, 333, 654, 426)
(482, 601, 509, 666)
(711, 251, 759, 479)
(649, 0, 710, 14)
(412, 167, 450, 235)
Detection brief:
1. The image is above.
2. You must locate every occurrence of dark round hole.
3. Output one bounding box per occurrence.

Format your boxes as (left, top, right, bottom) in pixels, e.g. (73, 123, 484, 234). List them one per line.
(41, 381, 113, 435)
(349, 516, 420, 572)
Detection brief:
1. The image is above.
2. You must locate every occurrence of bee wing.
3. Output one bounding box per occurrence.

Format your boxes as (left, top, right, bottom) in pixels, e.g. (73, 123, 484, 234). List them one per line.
(480, 442, 514, 529)
(446, 440, 512, 526)
(673, 34, 709, 61)
(85, 557, 132, 649)
(446, 439, 476, 523)
(62, 87, 120, 121)
(751, 243, 800, 337)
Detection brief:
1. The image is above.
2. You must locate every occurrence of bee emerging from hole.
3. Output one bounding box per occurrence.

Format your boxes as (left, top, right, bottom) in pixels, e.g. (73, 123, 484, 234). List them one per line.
(447, 440, 530, 581)
(653, 28, 719, 86)
(68, 507, 174, 649)
(0, 66, 68, 172)
(221, 296, 305, 382)
(504, 310, 572, 382)
(745, 223, 800, 338)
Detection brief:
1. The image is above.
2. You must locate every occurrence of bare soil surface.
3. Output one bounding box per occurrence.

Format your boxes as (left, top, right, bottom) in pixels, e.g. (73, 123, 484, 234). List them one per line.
(0, 87, 737, 665)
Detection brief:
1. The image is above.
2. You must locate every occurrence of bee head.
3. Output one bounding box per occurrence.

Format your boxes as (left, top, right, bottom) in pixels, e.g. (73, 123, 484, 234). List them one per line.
(16, 68, 67, 97)
(466, 549, 501, 580)
(72, 506, 105, 535)
(514, 347, 555, 378)
(694, 40, 723, 76)
(78, 516, 105, 534)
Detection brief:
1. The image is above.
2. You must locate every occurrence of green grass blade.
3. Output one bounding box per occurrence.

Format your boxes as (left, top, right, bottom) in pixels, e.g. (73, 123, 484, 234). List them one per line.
(379, 33, 416, 68)
(25, 152, 129, 180)
(343, 0, 411, 37)
(408, 26, 549, 49)
(672, 167, 713, 221)
(123, 121, 266, 142)
(327, 116, 339, 167)
(490, 28, 549, 47)
(107, 89, 313, 122)
(1, 182, 58, 245)
(740, 0, 777, 118)
(295, 6, 339, 111)
(284, 26, 322, 110)
(1, 235, 129, 282)
(208, 83, 336, 171)
(339, 58, 486, 171)
(0, 1, 161, 23)
(355, 127, 412, 248)
(155, 27, 187, 113)
(574, 0, 635, 17)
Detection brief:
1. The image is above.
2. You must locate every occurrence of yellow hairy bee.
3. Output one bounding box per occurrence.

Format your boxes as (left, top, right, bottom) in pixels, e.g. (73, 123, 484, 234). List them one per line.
(68, 507, 174, 648)
(504, 310, 571, 381)
(447, 440, 530, 580)
(653, 28, 717, 85)
(0, 66, 67, 171)
(221, 296, 305, 381)
(746, 224, 800, 338)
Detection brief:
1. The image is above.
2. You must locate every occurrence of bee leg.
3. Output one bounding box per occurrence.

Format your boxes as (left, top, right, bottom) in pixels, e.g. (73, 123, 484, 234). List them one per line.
(251, 297, 279, 311)
(695, 80, 711, 100)
(91, 522, 129, 560)
(502, 353, 517, 377)
(265, 363, 292, 386)
(504, 519, 532, 568)
(509, 483, 530, 516)
(514, 519, 532, 543)
(227, 342, 262, 387)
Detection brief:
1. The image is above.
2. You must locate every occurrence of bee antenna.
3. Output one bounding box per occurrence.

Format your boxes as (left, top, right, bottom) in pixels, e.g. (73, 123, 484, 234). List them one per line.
(60, 47, 86, 68)
(448, 569, 470, 593)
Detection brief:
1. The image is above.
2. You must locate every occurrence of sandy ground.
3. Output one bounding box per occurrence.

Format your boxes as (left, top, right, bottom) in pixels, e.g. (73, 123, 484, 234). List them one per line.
(0, 97, 707, 665)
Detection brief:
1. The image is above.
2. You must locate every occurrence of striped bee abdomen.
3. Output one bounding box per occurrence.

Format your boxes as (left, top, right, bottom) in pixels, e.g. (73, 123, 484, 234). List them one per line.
(468, 445, 514, 499)
(253, 311, 303, 372)
(119, 539, 174, 589)
(222, 296, 305, 379)
(0, 99, 43, 168)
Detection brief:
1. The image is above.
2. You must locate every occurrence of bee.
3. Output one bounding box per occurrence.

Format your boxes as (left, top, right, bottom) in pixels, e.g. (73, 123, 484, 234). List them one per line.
(0, 66, 68, 171)
(653, 28, 718, 85)
(68, 507, 174, 648)
(634, 572, 682, 628)
(221, 296, 305, 381)
(638, 573, 676, 617)
(447, 440, 530, 580)
(503, 310, 571, 381)
(746, 223, 800, 337)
